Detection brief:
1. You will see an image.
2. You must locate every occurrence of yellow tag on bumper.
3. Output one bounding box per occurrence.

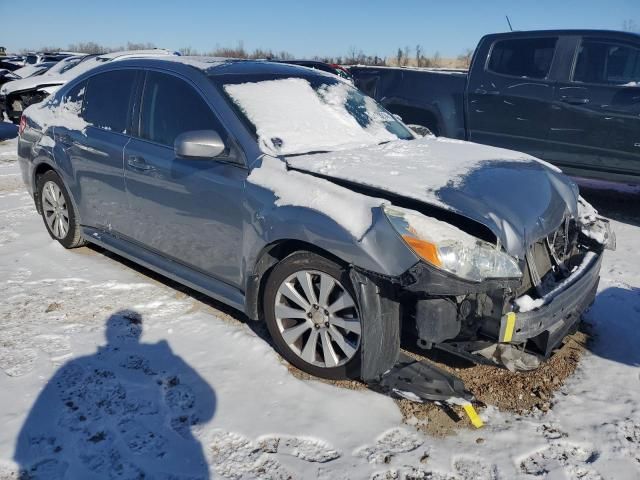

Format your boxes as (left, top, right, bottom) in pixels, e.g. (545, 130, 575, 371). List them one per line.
(501, 312, 517, 343)
(463, 403, 484, 428)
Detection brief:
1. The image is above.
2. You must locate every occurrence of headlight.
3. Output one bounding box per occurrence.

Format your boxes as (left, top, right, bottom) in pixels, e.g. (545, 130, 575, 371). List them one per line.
(383, 205, 522, 282)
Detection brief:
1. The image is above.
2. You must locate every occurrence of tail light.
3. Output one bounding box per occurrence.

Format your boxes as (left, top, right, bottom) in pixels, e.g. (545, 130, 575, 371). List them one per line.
(18, 115, 26, 136)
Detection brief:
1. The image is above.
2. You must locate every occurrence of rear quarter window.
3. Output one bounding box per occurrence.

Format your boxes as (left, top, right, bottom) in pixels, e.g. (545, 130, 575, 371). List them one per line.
(488, 37, 558, 79)
(83, 70, 138, 133)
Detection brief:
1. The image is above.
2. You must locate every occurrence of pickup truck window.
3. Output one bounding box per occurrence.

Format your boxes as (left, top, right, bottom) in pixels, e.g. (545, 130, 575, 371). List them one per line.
(573, 40, 640, 86)
(488, 37, 557, 79)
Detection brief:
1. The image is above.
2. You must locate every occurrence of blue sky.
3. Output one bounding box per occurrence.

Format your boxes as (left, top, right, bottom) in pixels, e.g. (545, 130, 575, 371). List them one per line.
(2, 0, 639, 58)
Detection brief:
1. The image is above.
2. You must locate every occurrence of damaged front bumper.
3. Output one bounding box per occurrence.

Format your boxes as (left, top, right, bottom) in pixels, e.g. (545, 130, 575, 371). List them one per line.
(354, 226, 609, 380)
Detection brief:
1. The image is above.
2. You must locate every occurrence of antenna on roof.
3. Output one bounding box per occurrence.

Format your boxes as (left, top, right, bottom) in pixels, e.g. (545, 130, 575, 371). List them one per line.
(505, 15, 514, 32)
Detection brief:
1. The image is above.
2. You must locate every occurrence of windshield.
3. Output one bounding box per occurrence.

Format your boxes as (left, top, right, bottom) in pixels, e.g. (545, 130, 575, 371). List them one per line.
(217, 74, 413, 156)
(46, 57, 83, 76)
(58, 56, 109, 79)
(13, 64, 47, 79)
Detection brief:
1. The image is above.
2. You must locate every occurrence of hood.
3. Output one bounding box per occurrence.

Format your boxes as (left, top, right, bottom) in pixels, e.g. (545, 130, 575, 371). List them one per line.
(0, 74, 66, 95)
(286, 137, 578, 258)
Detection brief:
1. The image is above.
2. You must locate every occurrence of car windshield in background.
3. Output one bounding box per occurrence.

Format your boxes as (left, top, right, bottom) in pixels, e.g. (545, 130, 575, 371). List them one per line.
(217, 74, 413, 156)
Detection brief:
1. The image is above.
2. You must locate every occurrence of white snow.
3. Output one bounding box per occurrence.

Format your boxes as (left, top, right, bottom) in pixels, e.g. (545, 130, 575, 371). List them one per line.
(25, 87, 90, 134)
(224, 77, 404, 156)
(514, 294, 545, 313)
(578, 196, 614, 246)
(1, 131, 640, 479)
(248, 155, 386, 239)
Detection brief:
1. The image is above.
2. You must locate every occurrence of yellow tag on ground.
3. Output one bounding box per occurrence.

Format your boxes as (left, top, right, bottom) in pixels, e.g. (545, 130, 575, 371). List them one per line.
(463, 403, 484, 428)
(502, 312, 516, 343)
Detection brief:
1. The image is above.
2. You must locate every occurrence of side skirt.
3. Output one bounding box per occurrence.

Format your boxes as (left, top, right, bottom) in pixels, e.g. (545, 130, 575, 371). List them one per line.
(82, 227, 246, 312)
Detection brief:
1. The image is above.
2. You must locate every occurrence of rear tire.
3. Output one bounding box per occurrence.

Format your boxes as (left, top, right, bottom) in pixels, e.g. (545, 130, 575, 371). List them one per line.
(263, 251, 362, 380)
(36, 170, 86, 249)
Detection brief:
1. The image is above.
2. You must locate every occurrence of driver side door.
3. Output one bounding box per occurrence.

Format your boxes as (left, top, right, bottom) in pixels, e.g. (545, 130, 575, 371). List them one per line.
(123, 71, 248, 288)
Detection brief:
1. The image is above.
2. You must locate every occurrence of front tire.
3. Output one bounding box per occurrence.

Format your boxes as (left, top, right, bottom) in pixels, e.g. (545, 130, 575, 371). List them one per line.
(37, 171, 86, 249)
(263, 251, 362, 380)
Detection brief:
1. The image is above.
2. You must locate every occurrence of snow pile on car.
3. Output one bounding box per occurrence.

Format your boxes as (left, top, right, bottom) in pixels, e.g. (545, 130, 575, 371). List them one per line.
(248, 155, 386, 239)
(224, 77, 400, 156)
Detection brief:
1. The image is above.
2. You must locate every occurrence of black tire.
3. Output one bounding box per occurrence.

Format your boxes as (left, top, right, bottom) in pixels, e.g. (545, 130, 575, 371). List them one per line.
(263, 251, 362, 380)
(36, 170, 86, 249)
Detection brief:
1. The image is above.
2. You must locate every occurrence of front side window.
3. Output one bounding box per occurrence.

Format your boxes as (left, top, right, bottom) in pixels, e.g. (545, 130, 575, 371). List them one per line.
(573, 40, 640, 85)
(140, 71, 223, 147)
(218, 74, 414, 156)
(83, 70, 138, 133)
(488, 37, 557, 79)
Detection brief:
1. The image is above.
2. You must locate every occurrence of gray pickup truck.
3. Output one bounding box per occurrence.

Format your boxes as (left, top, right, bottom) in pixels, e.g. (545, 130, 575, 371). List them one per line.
(350, 30, 640, 185)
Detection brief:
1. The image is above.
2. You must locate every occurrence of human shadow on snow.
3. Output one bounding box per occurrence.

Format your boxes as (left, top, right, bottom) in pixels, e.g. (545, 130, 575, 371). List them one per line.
(582, 285, 640, 368)
(14, 310, 216, 479)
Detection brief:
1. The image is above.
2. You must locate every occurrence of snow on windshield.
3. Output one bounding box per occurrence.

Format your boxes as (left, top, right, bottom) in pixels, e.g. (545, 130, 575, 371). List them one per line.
(224, 77, 412, 156)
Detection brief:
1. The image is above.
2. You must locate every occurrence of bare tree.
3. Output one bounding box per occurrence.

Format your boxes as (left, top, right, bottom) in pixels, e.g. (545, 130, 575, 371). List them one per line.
(179, 46, 198, 56)
(623, 19, 639, 32)
(456, 48, 474, 68)
(415, 44, 423, 67)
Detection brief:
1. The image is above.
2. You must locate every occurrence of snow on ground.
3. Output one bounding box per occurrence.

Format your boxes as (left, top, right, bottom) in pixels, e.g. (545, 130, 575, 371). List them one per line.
(0, 131, 639, 479)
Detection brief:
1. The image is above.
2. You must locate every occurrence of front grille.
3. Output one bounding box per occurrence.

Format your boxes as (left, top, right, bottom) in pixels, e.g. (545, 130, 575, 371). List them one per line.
(517, 217, 579, 296)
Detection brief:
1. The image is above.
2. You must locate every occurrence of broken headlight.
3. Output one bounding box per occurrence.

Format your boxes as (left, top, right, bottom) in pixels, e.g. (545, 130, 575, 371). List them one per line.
(383, 205, 522, 282)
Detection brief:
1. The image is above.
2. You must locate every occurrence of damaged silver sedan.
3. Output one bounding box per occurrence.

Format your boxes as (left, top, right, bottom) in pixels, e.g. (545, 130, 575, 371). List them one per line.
(18, 58, 614, 401)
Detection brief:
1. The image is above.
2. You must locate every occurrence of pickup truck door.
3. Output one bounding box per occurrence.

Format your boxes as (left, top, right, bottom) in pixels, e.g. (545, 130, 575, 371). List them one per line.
(547, 37, 640, 180)
(466, 36, 558, 158)
(123, 71, 247, 288)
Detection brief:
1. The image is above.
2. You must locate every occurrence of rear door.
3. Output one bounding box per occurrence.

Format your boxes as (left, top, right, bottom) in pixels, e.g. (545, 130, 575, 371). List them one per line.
(54, 69, 140, 232)
(466, 36, 558, 158)
(123, 70, 247, 287)
(547, 37, 640, 179)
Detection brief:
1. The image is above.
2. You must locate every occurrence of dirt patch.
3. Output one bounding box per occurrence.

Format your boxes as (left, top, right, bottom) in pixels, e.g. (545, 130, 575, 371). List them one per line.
(397, 329, 589, 436)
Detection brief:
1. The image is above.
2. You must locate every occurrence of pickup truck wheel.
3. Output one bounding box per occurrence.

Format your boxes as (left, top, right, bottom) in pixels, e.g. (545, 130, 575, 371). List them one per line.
(263, 252, 362, 380)
(36, 171, 86, 249)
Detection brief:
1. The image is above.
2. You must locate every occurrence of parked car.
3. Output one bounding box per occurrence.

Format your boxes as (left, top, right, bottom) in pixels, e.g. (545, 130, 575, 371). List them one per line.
(22, 51, 76, 65)
(17, 58, 614, 382)
(272, 59, 354, 83)
(0, 63, 57, 117)
(350, 29, 640, 185)
(1, 49, 177, 123)
(0, 57, 22, 72)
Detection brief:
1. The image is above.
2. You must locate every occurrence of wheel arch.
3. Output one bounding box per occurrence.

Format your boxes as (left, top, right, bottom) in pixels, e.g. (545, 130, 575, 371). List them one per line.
(244, 239, 349, 321)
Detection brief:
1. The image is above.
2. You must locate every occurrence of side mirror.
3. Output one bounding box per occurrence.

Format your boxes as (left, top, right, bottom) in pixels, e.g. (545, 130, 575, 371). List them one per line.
(174, 130, 226, 159)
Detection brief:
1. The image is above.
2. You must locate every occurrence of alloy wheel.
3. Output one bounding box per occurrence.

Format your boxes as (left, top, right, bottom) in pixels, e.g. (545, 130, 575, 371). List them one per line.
(41, 180, 70, 239)
(274, 270, 361, 368)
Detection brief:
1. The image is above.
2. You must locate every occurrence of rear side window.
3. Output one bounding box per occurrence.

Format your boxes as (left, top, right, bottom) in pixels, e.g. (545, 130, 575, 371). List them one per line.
(573, 40, 640, 85)
(140, 71, 223, 147)
(83, 70, 138, 133)
(488, 37, 557, 79)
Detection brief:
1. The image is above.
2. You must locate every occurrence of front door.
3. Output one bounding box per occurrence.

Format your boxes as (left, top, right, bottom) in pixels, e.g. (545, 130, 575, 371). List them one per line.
(547, 37, 640, 179)
(466, 36, 558, 159)
(123, 71, 247, 287)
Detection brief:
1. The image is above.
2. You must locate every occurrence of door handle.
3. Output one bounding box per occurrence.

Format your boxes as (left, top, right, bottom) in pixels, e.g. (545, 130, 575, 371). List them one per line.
(127, 155, 152, 171)
(474, 88, 500, 95)
(560, 96, 590, 105)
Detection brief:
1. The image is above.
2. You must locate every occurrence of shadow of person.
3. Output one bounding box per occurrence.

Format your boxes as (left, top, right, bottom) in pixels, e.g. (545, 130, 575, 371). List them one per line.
(583, 286, 640, 367)
(13, 310, 216, 479)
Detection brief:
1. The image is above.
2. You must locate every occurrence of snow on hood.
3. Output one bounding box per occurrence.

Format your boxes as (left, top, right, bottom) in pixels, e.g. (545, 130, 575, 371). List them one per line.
(248, 155, 386, 239)
(286, 137, 578, 257)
